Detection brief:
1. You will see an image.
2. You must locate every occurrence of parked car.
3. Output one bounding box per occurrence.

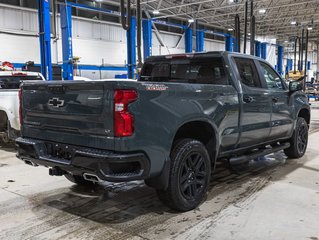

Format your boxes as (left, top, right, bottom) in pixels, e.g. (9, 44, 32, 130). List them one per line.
(305, 86, 319, 101)
(16, 52, 310, 211)
(0, 71, 45, 143)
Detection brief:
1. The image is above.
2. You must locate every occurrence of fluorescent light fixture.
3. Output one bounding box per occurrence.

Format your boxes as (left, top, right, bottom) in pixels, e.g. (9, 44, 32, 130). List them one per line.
(308, 26, 313, 30)
(284, 40, 289, 43)
(259, 9, 266, 14)
(228, 28, 234, 31)
(153, 10, 160, 15)
(188, 18, 195, 23)
(291, 20, 297, 25)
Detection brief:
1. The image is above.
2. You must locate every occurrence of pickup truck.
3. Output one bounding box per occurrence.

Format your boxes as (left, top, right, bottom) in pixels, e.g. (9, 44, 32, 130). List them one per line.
(0, 71, 45, 143)
(16, 52, 310, 211)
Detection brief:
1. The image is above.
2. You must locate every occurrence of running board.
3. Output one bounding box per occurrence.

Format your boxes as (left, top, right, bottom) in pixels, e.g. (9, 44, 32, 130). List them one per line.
(229, 142, 290, 166)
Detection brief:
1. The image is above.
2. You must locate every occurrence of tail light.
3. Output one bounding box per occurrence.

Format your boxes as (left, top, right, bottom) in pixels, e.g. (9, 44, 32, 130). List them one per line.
(18, 88, 23, 126)
(114, 90, 138, 137)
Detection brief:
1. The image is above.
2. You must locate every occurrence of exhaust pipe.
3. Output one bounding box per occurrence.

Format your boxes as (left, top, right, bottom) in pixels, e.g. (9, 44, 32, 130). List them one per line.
(83, 173, 101, 183)
(24, 159, 38, 167)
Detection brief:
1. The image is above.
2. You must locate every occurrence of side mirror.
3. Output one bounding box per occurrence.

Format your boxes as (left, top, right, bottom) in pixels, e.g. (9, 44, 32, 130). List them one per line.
(289, 81, 303, 92)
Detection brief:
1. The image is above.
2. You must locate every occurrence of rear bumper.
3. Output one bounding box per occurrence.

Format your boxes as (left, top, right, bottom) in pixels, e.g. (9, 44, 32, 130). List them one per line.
(16, 137, 150, 182)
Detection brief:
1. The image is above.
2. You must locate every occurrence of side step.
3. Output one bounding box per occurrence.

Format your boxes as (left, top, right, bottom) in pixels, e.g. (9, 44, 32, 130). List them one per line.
(229, 142, 290, 166)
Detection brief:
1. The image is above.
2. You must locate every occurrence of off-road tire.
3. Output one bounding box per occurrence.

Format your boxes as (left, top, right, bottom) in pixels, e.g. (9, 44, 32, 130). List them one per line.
(157, 139, 211, 212)
(284, 117, 308, 158)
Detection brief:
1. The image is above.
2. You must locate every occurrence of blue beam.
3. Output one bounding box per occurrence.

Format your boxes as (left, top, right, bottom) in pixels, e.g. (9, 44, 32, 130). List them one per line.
(127, 17, 136, 79)
(225, 35, 233, 52)
(60, 4, 73, 80)
(255, 41, 261, 57)
(142, 19, 152, 60)
(261, 42, 267, 60)
(38, 0, 52, 80)
(185, 27, 193, 53)
(196, 30, 204, 52)
(277, 45, 284, 75)
(287, 59, 293, 71)
(308, 61, 311, 70)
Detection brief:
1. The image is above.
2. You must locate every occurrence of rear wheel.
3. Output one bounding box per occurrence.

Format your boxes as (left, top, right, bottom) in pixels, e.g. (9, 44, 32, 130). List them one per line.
(64, 173, 96, 186)
(157, 139, 211, 212)
(284, 117, 308, 159)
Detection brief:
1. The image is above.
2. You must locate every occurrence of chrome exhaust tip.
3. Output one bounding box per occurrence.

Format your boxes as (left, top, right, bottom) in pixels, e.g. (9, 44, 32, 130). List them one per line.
(83, 173, 101, 183)
(24, 159, 38, 167)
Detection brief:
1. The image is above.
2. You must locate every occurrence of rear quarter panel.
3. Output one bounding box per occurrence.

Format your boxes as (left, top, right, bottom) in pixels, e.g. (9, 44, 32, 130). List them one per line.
(114, 81, 239, 176)
(0, 90, 20, 131)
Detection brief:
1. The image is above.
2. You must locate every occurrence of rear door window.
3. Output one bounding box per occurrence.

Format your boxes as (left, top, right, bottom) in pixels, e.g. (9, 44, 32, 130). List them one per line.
(140, 57, 228, 85)
(234, 58, 262, 88)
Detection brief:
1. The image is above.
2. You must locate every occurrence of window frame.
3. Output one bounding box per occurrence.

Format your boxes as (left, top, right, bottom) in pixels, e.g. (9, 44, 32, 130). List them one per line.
(233, 57, 265, 89)
(140, 56, 230, 85)
(257, 60, 288, 91)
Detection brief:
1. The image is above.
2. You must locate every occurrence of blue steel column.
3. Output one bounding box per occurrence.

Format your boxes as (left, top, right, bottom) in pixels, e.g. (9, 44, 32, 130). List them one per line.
(255, 41, 261, 57)
(127, 17, 136, 79)
(38, 0, 53, 80)
(185, 27, 193, 53)
(196, 30, 204, 52)
(60, 4, 73, 80)
(261, 42, 267, 60)
(142, 19, 152, 60)
(287, 59, 293, 71)
(225, 35, 233, 52)
(277, 45, 284, 75)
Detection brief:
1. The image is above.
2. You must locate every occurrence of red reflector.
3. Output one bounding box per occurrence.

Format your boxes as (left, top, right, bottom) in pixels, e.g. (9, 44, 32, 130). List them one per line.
(12, 72, 27, 76)
(114, 90, 137, 137)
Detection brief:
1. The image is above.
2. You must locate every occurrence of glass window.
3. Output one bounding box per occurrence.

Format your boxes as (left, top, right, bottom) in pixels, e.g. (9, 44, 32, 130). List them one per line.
(140, 57, 228, 85)
(260, 62, 284, 90)
(0, 75, 43, 89)
(235, 58, 261, 88)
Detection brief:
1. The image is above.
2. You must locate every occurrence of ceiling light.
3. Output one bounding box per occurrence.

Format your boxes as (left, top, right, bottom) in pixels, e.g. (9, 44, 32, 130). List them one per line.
(308, 26, 313, 30)
(284, 40, 289, 43)
(188, 19, 195, 23)
(259, 9, 266, 14)
(291, 20, 297, 25)
(153, 10, 160, 15)
(228, 28, 234, 31)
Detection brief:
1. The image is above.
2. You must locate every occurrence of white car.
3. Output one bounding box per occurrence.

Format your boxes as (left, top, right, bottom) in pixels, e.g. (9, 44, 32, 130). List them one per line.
(0, 71, 45, 143)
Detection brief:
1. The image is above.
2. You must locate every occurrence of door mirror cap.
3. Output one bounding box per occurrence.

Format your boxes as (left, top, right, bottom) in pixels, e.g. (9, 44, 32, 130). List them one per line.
(289, 81, 303, 93)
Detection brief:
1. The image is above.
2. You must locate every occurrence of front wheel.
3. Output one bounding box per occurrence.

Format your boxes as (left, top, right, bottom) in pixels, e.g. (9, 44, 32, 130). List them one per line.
(157, 139, 211, 212)
(284, 117, 308, 159)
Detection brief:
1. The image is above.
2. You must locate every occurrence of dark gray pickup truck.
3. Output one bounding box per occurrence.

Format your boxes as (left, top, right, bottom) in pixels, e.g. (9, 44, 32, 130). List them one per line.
(16, 52, 310, 211)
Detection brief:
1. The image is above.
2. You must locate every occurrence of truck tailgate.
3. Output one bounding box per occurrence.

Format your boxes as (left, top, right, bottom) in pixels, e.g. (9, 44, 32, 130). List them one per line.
(21, 81, 115, 150)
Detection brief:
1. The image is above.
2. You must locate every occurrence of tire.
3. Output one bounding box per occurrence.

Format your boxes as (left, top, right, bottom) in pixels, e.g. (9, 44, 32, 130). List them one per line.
(64, 173, 96, 186)
(157, 139, 211, 212)
(284, 117, 308, 159)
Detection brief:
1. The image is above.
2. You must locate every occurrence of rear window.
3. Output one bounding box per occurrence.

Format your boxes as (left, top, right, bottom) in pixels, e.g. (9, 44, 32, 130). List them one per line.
(0, 75, 43, 89)
(140, 57, 228, 85)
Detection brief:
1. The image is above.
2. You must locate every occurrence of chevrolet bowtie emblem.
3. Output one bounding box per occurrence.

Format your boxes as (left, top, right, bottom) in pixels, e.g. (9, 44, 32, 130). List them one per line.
(48, 98, 65, 108)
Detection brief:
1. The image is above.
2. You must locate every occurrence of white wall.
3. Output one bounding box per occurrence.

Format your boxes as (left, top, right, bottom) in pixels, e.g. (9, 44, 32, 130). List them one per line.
(0, 4, 227, 79)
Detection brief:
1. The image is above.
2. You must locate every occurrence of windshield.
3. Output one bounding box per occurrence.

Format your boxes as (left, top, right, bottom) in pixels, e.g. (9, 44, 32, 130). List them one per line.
(0, 75, 43, 89)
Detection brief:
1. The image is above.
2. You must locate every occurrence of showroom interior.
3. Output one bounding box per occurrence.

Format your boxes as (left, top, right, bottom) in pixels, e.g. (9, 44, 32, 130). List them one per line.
(0, 0, 319, 239)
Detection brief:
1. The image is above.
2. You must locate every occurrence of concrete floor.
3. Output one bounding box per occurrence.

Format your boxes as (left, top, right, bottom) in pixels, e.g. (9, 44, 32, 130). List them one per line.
(1, 104, 319, 240)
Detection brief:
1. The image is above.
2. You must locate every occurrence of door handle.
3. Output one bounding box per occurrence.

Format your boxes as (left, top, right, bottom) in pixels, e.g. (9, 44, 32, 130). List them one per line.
(272, 97, 279, 103)
(243, 95, 253, 103)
